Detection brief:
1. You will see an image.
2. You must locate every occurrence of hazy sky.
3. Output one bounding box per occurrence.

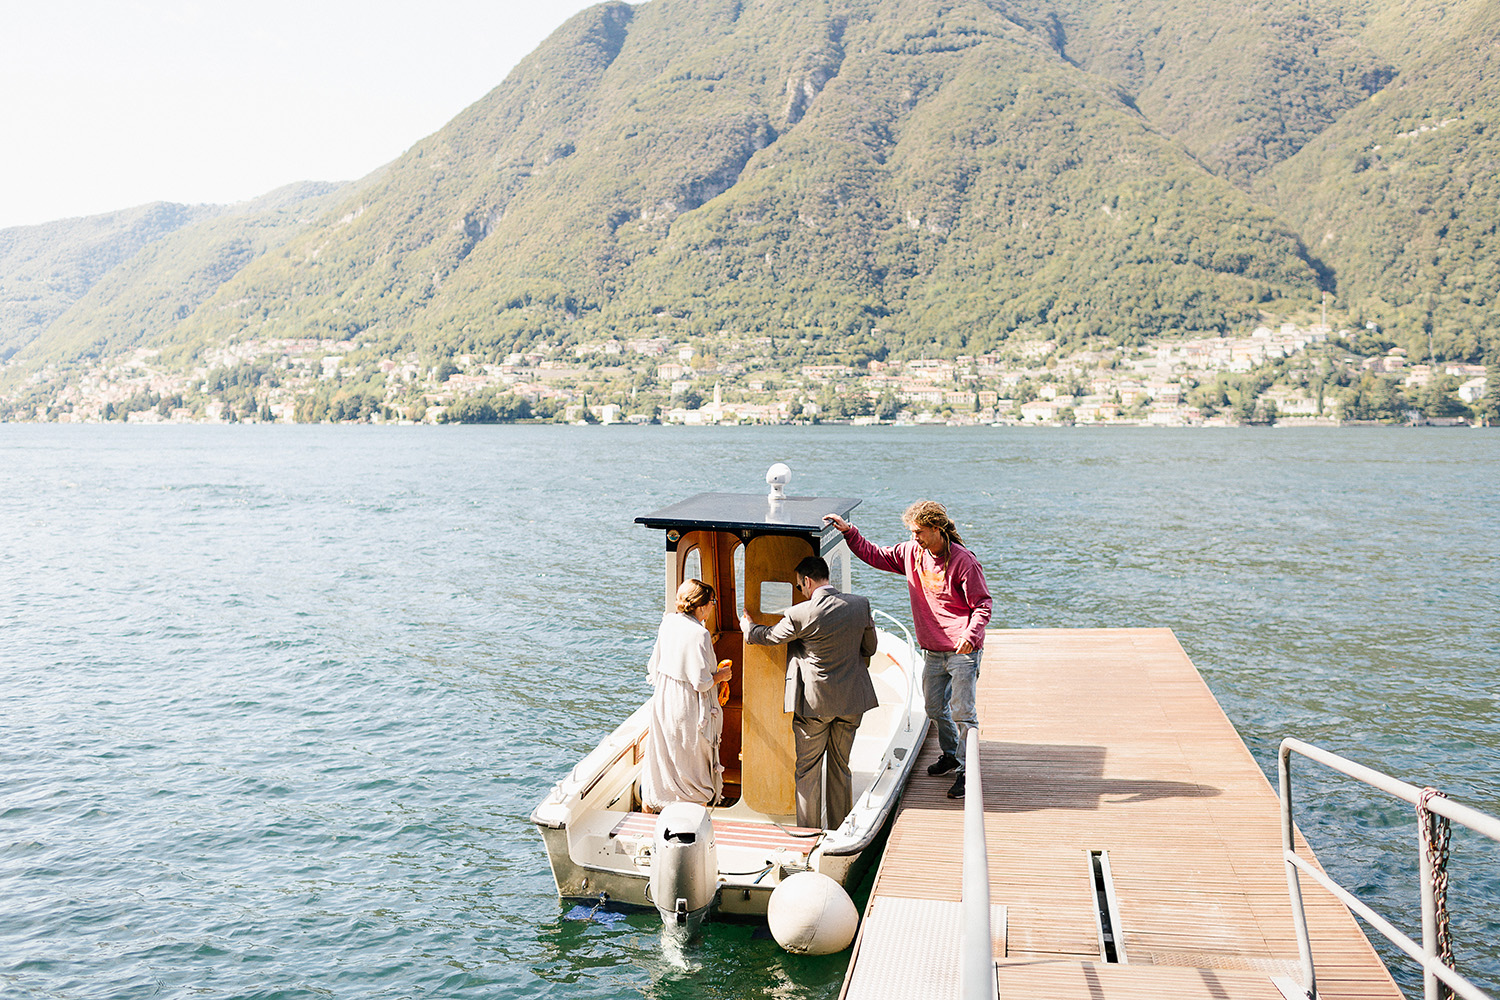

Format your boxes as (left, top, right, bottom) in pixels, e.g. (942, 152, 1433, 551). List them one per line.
(0, 0, 601, 230)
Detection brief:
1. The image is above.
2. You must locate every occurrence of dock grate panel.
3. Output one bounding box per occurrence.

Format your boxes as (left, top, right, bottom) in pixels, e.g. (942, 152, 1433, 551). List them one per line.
(843, 897, 1005, 1000)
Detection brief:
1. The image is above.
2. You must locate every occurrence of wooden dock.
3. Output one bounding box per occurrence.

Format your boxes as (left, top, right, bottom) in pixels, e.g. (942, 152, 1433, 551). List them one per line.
(841, 628, 1403, 1000)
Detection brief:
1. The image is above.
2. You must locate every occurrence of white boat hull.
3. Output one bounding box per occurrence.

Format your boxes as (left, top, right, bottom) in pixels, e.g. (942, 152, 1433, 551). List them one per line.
(532, 628, 927, 917)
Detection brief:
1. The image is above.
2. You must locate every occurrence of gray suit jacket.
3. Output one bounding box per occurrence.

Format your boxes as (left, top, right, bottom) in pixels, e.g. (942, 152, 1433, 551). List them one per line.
(746, 586, 879, 718)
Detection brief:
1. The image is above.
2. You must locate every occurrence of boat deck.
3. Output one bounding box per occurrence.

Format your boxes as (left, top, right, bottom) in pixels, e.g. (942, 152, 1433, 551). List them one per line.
(609, 812, 823, 856)
(841, 628, 1403, 1000)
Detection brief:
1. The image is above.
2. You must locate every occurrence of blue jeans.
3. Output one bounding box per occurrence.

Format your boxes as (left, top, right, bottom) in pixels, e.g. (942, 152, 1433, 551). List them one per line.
(923, 648, 982, 772)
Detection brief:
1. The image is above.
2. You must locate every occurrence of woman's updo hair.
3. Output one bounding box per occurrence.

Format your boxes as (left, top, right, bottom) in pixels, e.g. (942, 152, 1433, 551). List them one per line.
(676, 578, 715, 614)
(903, 499, 963, 547)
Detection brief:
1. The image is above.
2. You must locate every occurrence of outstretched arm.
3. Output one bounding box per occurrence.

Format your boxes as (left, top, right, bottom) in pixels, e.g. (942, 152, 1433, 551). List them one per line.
(741, 611, 803, 646)
(823, 514, 904, 574)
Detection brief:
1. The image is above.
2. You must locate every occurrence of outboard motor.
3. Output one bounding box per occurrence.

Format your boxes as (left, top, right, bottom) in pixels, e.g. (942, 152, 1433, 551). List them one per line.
(649, 802, 718, 929)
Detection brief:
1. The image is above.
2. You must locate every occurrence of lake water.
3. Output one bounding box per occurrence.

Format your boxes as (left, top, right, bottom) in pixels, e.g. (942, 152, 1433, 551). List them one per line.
(2, 425, 1497, 999)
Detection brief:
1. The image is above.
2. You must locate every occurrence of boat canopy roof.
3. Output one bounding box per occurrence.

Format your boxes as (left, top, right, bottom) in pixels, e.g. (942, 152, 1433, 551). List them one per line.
(635, 492, 860, 539)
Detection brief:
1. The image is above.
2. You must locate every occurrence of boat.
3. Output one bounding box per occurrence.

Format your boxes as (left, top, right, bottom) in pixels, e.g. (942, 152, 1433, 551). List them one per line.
(531, 465, 928, 921)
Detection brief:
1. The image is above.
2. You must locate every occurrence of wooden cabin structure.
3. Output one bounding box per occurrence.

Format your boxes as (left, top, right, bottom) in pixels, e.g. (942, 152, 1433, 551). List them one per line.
(635, 489, 862, 817)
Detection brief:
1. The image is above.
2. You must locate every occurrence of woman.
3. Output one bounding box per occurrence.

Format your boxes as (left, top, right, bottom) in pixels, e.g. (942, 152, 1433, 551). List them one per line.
(639, 579, 732, 812)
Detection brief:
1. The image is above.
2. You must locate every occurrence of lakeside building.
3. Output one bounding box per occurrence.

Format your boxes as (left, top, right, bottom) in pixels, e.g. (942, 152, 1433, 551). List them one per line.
(1263, 388, 1323, 416)
(9, 319, 1488, 426)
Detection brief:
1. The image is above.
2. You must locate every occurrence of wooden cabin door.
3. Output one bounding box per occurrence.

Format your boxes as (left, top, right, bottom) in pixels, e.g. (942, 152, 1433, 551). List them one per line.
(740, 533, 814, 818)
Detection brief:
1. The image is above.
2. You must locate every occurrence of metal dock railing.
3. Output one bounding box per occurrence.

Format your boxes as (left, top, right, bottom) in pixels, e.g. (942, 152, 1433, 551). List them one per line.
(1280, 738, 1500, 1000)
(960, 726, 996, 1000)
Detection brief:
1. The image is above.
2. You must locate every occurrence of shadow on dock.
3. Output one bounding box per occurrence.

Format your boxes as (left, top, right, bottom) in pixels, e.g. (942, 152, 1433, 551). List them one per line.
(902, 739, 1223, 812)
(981, 740, 1223, 811)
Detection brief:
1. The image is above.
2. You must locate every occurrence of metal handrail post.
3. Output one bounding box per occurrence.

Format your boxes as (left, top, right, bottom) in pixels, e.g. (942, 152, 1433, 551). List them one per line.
(1419, 812, 1440, 1000)
(1279, 744, 1318, 999)
(1281, 852, 1493, 1000)
(961, 727, 996, 1000)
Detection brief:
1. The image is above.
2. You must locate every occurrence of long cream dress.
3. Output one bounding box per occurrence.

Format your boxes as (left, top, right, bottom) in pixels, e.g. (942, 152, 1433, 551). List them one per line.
(639, 612, 723, 810)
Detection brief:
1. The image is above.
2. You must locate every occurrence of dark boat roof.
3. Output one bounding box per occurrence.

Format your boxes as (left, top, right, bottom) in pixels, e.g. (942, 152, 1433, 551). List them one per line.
(635, 492, 861, 535)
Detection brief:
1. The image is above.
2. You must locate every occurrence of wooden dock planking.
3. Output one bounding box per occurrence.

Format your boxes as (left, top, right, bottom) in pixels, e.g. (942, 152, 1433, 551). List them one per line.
(843, 628, 1402, 1000)
(993, 961, 1293, 999)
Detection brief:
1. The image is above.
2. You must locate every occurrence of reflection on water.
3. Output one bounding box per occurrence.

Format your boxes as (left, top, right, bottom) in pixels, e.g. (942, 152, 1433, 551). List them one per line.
(1, 425, 1496, 999)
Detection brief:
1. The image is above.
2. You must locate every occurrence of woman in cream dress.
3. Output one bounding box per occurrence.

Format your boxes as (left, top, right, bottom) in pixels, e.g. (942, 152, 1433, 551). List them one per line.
(640, 579, 732, 811)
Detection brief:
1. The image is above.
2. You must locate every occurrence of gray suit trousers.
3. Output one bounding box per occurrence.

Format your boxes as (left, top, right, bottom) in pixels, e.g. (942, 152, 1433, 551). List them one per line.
(793, 713, 861, 830)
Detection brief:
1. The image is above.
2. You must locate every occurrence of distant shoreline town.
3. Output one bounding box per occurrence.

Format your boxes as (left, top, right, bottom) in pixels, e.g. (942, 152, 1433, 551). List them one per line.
(3, 322, 1494, 427)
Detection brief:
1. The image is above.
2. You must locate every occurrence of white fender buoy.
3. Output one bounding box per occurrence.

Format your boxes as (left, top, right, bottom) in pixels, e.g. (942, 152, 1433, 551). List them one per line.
(766, 871, 859, 955)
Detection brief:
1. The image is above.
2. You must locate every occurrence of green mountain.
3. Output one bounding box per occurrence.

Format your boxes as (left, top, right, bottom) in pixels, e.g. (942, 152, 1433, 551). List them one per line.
(10, 0, 1500, 374)
(2, 182, 351, 366)
(33, 181, 351, 363)
(0, 202, 218, 360)
(1258, 0, 1500, 361)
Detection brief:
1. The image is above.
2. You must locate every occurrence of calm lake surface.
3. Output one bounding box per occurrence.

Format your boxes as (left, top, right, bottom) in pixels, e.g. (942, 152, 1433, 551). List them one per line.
(2, 425, 1497, 999)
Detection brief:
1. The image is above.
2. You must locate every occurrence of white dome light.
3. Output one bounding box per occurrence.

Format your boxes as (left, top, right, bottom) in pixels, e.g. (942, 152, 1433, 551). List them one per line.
(766, 463, 791, 500)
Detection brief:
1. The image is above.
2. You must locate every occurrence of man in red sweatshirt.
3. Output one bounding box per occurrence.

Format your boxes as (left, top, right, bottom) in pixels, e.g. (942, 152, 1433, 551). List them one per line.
(823, 500, 992, 798)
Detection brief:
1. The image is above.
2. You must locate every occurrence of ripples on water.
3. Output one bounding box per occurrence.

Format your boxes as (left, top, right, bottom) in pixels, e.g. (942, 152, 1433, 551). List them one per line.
(2, 425, 1496, 999)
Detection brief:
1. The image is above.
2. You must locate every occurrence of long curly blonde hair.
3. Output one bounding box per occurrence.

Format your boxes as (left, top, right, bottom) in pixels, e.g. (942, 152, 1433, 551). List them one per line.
(903, 499, 963, 547)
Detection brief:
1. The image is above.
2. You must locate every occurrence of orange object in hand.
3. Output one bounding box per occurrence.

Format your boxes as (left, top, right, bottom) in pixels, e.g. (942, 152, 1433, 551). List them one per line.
(717, 659, 732, 705)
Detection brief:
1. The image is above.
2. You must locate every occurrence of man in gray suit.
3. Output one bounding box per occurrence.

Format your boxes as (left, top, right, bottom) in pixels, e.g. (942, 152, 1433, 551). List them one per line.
(740, 556, 879, 830)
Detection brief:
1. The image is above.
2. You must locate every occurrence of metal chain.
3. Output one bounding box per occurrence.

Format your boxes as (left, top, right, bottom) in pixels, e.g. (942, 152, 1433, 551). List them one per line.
(1418, 787, 1454, 999)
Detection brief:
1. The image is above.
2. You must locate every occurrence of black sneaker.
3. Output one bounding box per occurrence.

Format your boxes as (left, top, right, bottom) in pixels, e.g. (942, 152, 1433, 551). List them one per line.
(926, 753, 960, 776)
(946, 772, 965, 799)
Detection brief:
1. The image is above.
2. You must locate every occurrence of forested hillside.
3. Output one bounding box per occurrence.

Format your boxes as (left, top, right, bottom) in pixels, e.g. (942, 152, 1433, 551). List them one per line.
(1, 183, 349, 365)
(7, 0, 1498, 378)
(35, 182, 350, 364)
(0, 202, 218, 360)
(1259, 0, 1500, 363)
